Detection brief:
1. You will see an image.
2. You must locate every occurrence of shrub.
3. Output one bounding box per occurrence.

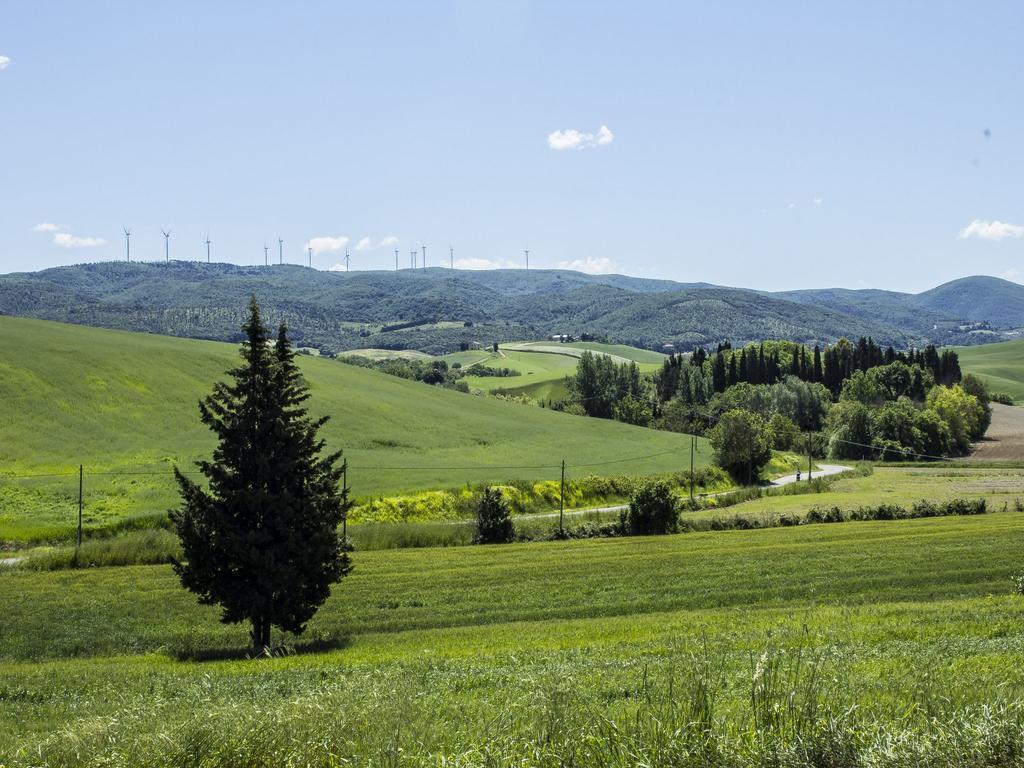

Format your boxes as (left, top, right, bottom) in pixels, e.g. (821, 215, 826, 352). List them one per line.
(624, 478, 679, 535)
(473, 487, 515, 544)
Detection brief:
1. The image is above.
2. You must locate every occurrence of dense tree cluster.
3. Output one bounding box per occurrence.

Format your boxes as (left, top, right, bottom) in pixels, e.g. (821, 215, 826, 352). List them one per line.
(561, 337, 987, 475)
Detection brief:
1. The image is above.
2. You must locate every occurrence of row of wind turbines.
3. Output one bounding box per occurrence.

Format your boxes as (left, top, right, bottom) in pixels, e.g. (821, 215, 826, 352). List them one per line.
(120, 228, 533, 272)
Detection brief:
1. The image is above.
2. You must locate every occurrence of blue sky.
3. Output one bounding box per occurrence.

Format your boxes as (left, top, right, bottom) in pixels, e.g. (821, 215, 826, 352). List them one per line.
(1, 1, 1022, 291)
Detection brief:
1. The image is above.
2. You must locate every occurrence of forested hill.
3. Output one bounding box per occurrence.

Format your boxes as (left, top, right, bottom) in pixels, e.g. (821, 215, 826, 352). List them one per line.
(1, 261, 1021, 354)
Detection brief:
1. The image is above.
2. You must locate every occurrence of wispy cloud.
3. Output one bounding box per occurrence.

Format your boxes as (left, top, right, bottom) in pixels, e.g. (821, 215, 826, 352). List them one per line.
(812, 196, 823, 205)
(53, 232, 106, 248)
(327, 263, 350, 272)
(355, 236, 373, 251)
(306, 235, 349, 254)
(958, 219, 1024, 241)
(0, 56, 10, 71)
(32, 222, 64, 233)
(547, 125, 614, 151)
(1002, 268, 1021, 283)
(557, 256, 616, 275)
(379, 235, 399, 247)
(454, 257, 522, 270)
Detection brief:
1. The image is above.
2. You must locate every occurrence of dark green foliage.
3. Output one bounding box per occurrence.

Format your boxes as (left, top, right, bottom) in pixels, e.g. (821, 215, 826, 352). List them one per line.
(473, 487, 515, 544)
(624, 478, 679, 535)
(568, 351, 650, 421)
(171, 298, 352, 655)
(707, 409, 775, 483)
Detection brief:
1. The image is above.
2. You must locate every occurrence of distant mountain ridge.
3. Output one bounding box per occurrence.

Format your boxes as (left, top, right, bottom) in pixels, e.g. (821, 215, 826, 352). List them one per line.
(0, 262, 1021, 354)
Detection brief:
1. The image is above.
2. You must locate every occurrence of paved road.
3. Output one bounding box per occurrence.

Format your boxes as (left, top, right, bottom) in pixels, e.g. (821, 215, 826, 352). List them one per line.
(770, 463, 853, 487)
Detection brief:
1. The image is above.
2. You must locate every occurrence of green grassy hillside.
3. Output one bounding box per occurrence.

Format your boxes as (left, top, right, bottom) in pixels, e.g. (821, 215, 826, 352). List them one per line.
(0, 317, 708, 540)
(3, 473, 1024, 763)
(954, 338, 1024, 402)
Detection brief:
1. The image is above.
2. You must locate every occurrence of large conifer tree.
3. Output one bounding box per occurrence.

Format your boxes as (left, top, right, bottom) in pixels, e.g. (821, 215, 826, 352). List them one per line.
(171, 298, 352, 655)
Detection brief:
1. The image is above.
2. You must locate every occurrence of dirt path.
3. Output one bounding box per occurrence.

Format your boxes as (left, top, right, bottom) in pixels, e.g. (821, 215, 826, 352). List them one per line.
(965, 404, 1024, 461)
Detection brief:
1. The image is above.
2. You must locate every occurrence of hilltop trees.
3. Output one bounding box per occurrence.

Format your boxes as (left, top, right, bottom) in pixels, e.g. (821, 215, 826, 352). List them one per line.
(171, 298, 352, 655)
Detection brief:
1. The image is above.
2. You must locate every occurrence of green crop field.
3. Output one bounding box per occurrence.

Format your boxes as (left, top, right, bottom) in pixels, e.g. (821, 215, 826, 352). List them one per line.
(955, 338, 1024, 402)
(0, 317, 708, 542)
(3, 467, 1024, 765)
(460, 341, 665, 401)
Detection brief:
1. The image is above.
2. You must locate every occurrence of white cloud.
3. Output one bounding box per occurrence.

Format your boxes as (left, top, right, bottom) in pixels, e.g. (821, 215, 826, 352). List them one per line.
(0, 56, 10, 70)
(454, 257, 522, 270)
(556, 256, 616, 275)
(32, 222, 63, 233)
(547, 125, 614, 150)
(812, 196, 823, 205)
(958, 219, 1024, 241)
(327, 263, 349, 272)
(379, 235, 399, 247)
(306, 235, 349, 254)
(53, 232, 106, 248)
(1002, 268, 1021, 282)
(355, 236, 373, 251)
(787, 202, 796, 209)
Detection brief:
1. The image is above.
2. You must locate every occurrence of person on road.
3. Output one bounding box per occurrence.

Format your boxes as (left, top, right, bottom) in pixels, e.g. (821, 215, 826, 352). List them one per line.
(796, 469, 802, 482)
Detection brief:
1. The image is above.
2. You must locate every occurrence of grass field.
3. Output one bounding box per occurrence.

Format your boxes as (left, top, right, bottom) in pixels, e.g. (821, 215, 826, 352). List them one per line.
(460, 341, 665, 401)
(3, 464, 1024, 765)
(955, 338, 1024, 402)
(0, 317, 709, 543)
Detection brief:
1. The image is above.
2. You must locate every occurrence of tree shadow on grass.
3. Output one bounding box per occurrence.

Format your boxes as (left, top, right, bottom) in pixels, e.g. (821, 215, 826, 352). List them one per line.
(165, 634, 352, 663)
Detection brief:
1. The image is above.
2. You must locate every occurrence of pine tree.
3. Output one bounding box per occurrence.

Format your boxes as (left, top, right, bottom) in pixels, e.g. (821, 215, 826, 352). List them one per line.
(171, 298, 352, 655)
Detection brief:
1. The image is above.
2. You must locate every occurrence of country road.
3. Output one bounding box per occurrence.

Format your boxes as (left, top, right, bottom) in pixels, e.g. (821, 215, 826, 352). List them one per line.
(513, 463, 855, 523)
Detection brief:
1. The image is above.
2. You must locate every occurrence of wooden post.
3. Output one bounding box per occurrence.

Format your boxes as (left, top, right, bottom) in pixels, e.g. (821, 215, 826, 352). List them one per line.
(342, 459, 348, 542)
(77, 464, 83, 548)
(807, 433, 813, 481)
(559, 459, 565, 537)
(689, 434, 695, 503)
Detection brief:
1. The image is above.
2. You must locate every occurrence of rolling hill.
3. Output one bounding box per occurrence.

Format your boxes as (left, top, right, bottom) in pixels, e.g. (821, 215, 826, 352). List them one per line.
(2, 262, 1023, 354)
(955, 338, 1024, 402)
(0, 316, 709, 541)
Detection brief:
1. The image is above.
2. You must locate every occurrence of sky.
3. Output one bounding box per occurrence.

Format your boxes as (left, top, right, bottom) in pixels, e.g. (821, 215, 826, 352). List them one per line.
(1, 1, 1022, 292)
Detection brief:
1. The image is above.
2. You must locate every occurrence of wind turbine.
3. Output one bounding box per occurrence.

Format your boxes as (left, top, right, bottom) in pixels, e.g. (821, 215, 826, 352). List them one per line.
(264, 242, 269, 266)
(278, 237, 283, 265)
(421, 245, 426, 271)
(395, 248, 399, 271)
(161, 229, 171, 262)
(308, 245, 313, 268)
(449, 244, 454, 269)
(410, 250, 417, 269)
(123, 227, 131, 262)
(524, 248, 529, 270)
(344, 246, 350, 272)
(205, 233, 211, 263)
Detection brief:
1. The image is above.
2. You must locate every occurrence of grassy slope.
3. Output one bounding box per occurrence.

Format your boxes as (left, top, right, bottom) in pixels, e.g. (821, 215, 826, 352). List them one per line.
(955, 338, 1024, 402)
(461, 342, 664, 401)
(3, 488, 1024, 761)
(0, 317, 708, 540)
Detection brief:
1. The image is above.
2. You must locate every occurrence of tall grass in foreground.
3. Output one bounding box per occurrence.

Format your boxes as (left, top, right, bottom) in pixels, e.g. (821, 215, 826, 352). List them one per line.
(10, 638, 1024, 767)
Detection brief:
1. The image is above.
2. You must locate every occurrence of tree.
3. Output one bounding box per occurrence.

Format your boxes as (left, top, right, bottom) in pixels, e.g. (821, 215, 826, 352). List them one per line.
(624, 477, 678, 535)
(171, 298, 352, 655)
(474, 487, 515, 544)
(927, 384, 985, 453)
(708, 409, 775, 484)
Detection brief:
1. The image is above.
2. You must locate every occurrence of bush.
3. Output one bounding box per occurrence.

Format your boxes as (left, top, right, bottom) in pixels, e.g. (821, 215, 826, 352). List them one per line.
(473, 487, 515, 544)
(624, 478, 679, 535)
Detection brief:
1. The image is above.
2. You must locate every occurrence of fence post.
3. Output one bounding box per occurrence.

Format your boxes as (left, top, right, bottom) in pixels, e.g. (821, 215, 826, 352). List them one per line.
(689, 434, 695, 503)
(342, 459, 348, 542)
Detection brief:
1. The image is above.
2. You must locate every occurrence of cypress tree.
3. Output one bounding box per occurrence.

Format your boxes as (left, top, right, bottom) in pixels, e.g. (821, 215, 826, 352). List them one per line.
(171, 298, 352, 655)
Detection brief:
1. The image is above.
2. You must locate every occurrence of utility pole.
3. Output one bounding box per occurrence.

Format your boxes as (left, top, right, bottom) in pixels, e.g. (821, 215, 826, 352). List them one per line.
(807, 432, 813, 481)
(77, 464, 83, 549)
(341, 459, 348, 542)
(559, 459, 565, 538)
(689, 434, 695, 503)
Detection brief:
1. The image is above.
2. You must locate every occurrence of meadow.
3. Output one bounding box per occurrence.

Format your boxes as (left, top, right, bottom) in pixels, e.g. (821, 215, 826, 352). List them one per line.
(3, 471, 1024, 765)
(0, 317, 707, 542)
(955, 338, 1024, 402)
